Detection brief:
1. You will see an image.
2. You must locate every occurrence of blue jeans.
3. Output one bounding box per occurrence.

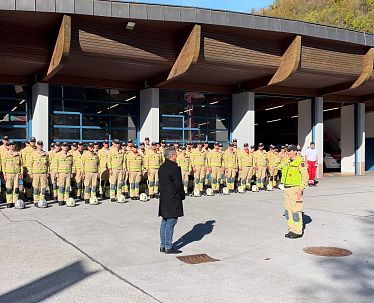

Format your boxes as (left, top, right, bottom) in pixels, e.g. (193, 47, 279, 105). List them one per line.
(160, 217, 178, 250)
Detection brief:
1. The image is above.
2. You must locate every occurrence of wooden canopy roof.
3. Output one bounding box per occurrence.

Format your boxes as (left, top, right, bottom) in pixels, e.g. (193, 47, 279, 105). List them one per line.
(1, 0, 374, 104)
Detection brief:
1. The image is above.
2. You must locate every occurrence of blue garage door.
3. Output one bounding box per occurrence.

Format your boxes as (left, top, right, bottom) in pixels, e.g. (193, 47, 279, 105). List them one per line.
(366, 138, 374, 171)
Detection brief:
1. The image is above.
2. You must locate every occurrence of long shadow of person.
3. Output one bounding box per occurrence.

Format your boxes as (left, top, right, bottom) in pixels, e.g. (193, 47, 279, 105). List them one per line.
(173, 220, 216, 250)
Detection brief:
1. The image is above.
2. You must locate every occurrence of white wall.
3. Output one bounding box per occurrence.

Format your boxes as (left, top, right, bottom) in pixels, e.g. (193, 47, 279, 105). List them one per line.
(139, 88, 159, 143)
(231, 91, 255, 147)
(31, 83, 49, 146)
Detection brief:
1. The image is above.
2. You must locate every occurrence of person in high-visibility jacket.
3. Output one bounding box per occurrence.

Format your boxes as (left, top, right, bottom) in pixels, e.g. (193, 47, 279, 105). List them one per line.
(108, 139, 125, 201)
(126, 144, 143, 200)
(223, 143, 238, 192)
(281, 145, 309, 239)
(143, 142, 162, 198)
(72, 142, 84, 200)
(238, 143, 254, 190)
(2, 141, 23, 207)
(207, 142, 223, 193)
(30, 140, 49, 205)
(159, 140, 167, 163)
(190, 142, 207, 193)
(56, 142, 73, 206)
(253, 143, 268, 190)
(176, 145, 191, 194)
(81, 143, 99, 204)
(20, 137, 36, 200)
(48, 142, 61, 200)
(267, 144, 281, 187)
(98, 140, 110, 198)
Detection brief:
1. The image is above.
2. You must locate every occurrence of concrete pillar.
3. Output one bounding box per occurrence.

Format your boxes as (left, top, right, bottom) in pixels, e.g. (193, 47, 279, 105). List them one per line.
(341, 105, 355, 174)
(298, 99, 312, 154)
(313, 97, 324, 178)
(356, 103, 365, 175)
(231, 91, 255, 147)
(298, 97, 323, 178)
(139, 88, 159, 144)
(31, 83, 49, 145)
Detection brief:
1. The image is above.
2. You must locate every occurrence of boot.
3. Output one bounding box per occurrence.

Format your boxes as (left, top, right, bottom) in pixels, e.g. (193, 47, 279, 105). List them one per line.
(85, 199, 89, 204)
(58, 201, 64, 206)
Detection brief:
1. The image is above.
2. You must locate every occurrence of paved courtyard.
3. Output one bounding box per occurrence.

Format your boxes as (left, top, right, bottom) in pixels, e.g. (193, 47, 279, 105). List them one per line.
(1, 174, 374, 303)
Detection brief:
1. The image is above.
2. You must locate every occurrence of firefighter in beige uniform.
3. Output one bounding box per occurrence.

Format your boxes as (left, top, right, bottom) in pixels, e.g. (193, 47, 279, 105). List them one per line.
(223, 143, 238, 192)
(0, 136, 9, 202)
(190, 142, 207, 193)
(143, 142, 162, 198)
(121, 142, 130, 196)
(281, 145, 309, 238)
(108, 139, 125, 202)
(126, 144, 143, 200)
(56, 142, 73, 206)
(2, 141, 23, 207)
(20, 137, 36, 200)
(253, 143, 268, 190)
(177, 146, 191, 194)
(49, 142, 61, 200)
(82, 143, 100, 204)
(72, 142, 84, 199)
(30, 140, 49, 205)
(98, 140, 110, 198)
(267, 144, 281, 188)
(237, 143, 255, 190)
(207, 142, 223, 193)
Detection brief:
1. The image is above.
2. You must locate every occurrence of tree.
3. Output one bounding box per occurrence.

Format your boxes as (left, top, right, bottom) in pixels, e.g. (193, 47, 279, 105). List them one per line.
(254, 0, 374, 34)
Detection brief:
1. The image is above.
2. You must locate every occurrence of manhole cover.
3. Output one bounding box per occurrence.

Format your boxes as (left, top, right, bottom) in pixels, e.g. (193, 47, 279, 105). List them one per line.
(303, 247, 352, 257)
(177, 254, 220, 265)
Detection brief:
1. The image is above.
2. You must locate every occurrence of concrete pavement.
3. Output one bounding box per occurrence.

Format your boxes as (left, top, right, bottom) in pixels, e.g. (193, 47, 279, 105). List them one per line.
(1, 174, 374, 303)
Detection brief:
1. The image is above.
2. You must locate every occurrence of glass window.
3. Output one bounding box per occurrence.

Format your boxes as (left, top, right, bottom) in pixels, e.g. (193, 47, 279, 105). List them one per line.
(160, 89, 231, 145)
(50, 85, 138, 143)
(53, 128, 80, 140)
(0, 84, 29, 141)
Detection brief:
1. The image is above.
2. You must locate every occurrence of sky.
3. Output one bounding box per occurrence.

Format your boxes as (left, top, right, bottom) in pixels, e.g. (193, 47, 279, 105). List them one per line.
(126, 1, 274, 13)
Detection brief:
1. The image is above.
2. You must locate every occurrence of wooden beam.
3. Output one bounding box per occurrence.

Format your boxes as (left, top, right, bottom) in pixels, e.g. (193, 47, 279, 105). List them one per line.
(162, 81, 235, 94)
(254, 85, 316, 97)
(320, 48, 374, 96)
(0, 75, 34, 85)
(268, 35, 301, 85)
(150, 24, 201, 87)
(351, 48, 374, 89)
(43, 15, 71, 81)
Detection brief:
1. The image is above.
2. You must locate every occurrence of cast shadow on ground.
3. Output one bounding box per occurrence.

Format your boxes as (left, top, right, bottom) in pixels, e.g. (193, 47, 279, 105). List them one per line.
(298, 210, 374, 303)
(173, 220, 216, 249)
(0, 261, 98, 303)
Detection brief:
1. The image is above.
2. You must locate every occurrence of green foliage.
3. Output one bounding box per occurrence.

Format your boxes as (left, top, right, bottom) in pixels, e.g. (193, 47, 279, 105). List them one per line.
(254, 0, 374, 33)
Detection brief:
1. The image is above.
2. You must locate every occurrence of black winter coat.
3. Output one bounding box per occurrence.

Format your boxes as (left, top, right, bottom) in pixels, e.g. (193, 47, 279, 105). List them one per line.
(158, 159, 185, 218)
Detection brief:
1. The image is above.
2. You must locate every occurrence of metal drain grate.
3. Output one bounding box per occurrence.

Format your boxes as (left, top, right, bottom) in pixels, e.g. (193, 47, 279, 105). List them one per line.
(304, 247, 352, 257)
(177, 254, 220, 264)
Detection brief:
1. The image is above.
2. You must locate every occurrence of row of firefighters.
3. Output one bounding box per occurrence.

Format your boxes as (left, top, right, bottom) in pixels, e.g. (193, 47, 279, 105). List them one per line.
(0, 136, 294, 208)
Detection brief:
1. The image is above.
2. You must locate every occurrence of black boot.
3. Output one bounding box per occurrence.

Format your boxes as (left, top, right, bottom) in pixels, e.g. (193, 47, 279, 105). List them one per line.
(58, 201, 64, 206)
(7, 203, 13, 208)
(110, 198, 116, 202)
(34, 202, 38, 208)
(85, 199, 89, 204)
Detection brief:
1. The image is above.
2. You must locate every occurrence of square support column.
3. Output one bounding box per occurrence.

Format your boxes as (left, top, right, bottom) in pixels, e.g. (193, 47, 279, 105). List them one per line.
(231, 91, 255, 147)
(31, 83, 49, 145)
(342, 104, 366, 175)
(298, 97, 323, 178)
(139, 88, 159, 144)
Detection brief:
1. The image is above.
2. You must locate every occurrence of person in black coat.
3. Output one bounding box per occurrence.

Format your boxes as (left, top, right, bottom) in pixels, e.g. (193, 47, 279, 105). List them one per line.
(158, 147, 185, 254)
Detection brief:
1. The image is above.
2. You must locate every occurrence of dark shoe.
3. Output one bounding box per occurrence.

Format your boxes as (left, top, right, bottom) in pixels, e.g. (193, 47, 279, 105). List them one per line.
(34, 202, 38, 208)
(7, 203, 13, 208)
(85, 199, 89, 204)
(100, 193, 105, 199)
(58, 201, 64, 206)
(160, 247, 165, 253)
(155, 194, 160, 199)
(150, 194, 154, 199)
(131, 197, 135, 200)
(288, 232, 303, 239)
(165, 248, 182, 254)
(285, 232, 291, 238)
(110, 198, 116, 202)
(134, 196, 140, 200)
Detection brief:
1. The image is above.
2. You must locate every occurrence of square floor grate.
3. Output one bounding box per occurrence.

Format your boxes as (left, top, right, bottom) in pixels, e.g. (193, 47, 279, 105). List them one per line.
(177, 254, 220, 265)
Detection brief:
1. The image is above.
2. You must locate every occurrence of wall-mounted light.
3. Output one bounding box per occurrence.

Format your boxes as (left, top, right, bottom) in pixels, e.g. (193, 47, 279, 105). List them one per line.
(126, 21, 136, 30)
(265, 105, 284, 111)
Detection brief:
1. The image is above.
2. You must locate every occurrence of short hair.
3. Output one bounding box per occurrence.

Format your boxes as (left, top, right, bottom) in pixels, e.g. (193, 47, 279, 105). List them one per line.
(310, 142, 315, 145)
(164, 147, 176, 160)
